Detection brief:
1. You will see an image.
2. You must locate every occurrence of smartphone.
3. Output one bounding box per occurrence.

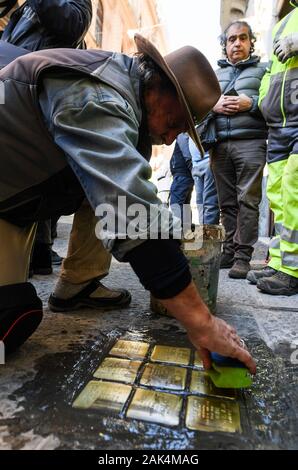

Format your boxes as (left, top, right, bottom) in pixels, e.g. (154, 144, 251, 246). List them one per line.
(224, 88, 239, 96)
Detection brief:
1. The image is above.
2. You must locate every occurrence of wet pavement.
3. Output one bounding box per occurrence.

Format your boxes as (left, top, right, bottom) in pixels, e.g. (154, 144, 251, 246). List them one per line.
(0, 217, 297, 450)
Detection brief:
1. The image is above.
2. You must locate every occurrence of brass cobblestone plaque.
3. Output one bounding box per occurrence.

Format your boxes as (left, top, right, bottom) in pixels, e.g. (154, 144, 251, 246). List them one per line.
(193, 351, 204, 369)
(190, 370, 236, 399)
(140, 363, 187, 391)
(150, 345, 191, 366)
(73, 380, 131, 412)
(127, 389, 182, 426)
(93, 358, 142, 384)
(109, 340, 149, 360)
(186, 396, 241, 433)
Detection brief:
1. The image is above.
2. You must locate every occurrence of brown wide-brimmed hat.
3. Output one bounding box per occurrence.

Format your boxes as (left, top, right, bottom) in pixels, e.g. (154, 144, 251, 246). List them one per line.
(134, 34, 221, 156)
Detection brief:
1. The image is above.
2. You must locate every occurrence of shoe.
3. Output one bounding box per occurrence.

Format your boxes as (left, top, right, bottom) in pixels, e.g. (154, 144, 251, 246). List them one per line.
(220, 253, 234, 269)
(48, 278, 132, 312)
(228, 260, 251, 279)
(257, 271, 298, 296)
(51, 249, 63, 266)
(29, 242, 52, 276)
(247, 266, 277, 285)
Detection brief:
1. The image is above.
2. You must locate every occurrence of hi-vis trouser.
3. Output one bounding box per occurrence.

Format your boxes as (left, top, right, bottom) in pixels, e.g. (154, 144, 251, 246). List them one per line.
(267, 127, 298, 278)
(259, 7, 298, 279)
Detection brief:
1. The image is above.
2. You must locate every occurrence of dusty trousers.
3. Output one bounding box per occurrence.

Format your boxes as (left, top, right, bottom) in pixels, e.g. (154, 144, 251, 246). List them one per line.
(211, 138, 266, 262)
(0, 199, 112, 287)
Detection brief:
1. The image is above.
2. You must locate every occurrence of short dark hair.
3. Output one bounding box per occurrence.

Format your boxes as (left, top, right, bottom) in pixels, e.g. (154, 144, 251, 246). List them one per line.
(219, 21, 257, 57)
(136, 53, 176, 96)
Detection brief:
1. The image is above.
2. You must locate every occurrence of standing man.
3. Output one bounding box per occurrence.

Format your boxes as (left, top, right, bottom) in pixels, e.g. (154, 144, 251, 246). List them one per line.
(211, 21, 267, 279)
(0, 36, 256, 374)
(170, 133, 219, 226)
(248, 1, 298, 296)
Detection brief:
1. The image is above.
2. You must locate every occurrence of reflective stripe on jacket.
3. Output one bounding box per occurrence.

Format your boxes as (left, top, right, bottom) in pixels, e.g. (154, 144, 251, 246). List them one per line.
(259, 8, 298, 127)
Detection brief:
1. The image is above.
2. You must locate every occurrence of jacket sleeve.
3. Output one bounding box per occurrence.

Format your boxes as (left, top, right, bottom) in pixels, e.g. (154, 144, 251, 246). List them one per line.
(259, 24, 280, 109)
(27, 0, 92, 44)
(39, 75, 192, 298)
(248, 95, 262, 115)
(258, 65, 271, 110)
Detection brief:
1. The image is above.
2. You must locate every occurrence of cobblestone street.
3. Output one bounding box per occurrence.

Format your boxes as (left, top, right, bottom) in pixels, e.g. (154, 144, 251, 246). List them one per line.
(0, 217, 297, 450)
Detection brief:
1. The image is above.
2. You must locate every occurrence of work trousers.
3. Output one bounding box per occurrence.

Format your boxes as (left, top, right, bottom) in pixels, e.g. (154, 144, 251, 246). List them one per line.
(266, 127, 298, 278)
(211, 139, 266, 262)
(0, 199, 112, 287)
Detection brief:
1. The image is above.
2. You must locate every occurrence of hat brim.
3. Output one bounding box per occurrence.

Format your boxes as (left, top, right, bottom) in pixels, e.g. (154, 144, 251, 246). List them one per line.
(134, 33, 204, 157)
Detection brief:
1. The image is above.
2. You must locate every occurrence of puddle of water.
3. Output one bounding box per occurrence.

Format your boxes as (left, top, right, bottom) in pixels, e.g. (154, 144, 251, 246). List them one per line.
(7, 330, 298, 450)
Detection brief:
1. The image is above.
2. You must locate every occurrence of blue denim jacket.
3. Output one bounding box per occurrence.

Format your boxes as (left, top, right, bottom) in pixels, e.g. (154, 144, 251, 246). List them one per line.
(39, 53, 179, 259)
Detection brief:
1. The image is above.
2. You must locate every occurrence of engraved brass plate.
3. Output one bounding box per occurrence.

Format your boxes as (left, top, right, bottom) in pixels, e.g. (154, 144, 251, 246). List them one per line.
(73, 380, 131, 412)
(93, 358, 141, 384)
(140, 363, 187, 391)
(150, 345, 191, 366)
(127, 389, 182, 426)
(193, 351, 204, 369)
(109, 340, 149, 360)
(190, 371, 236, 399)
(186, 396, 241, 433)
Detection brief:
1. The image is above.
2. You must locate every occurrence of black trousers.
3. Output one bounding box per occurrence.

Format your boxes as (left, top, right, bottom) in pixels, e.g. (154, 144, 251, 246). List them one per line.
(211, 138, 266, 262)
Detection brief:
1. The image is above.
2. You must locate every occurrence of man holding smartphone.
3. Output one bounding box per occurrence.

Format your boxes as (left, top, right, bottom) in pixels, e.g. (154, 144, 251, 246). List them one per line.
(210, 21, 268, 279)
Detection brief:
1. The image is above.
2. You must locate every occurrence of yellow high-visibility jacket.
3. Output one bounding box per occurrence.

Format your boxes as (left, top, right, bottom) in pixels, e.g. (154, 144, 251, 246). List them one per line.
(259, 7, 298, 128)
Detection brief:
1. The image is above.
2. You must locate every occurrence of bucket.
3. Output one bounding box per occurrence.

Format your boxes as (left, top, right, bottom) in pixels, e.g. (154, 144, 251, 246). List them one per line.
(150, 224, 225, 316)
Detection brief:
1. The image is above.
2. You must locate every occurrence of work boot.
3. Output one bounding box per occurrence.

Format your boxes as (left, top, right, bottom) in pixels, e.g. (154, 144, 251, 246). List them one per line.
(220, 252, 234, 269)
(257, 271, 298, 296)
(247, 266, 277, 285)
(48, 277, 132, 312)
(29, 242, 52, 276)
(228, 260, 251, 279)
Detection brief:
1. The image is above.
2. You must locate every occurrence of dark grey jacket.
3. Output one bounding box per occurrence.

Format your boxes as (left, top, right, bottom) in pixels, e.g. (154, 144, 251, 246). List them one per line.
(1, 0, 92, 50)
(214, 56, 268, 142)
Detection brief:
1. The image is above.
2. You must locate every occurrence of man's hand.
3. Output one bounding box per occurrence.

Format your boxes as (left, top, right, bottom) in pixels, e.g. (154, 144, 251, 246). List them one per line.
(213, 94, 252, 115)
(187, 315, 256, 373)
(159, 282, 256, 374)
(274, 33, 298, 63)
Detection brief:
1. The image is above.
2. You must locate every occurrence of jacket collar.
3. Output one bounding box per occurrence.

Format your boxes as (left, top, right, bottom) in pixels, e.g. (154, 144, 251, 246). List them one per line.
(218, 55, 260, 68)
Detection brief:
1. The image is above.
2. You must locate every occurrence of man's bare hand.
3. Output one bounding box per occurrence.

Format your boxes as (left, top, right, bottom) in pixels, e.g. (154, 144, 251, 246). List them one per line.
(159, 282, 256, 375)
(213, 94, 253, 115)
(188, 315, 256, 374)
